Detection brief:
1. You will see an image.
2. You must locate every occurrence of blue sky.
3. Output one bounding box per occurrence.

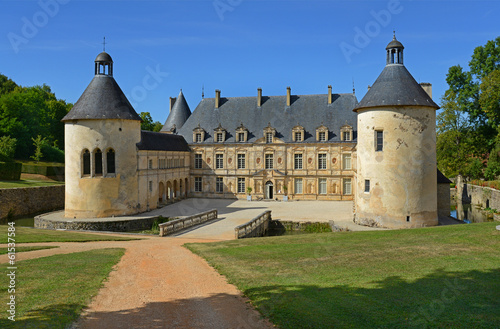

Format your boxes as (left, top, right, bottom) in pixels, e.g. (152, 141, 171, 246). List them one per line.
(1, 0, 498, 123)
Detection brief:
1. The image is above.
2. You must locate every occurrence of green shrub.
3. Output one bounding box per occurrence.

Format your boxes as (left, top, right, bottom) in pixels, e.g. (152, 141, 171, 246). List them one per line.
(42, 144, 65, 163)
(0, 136, 17, 162)
(21, 163, 65, 177)
(0, 161, 22, 180)
(465, 158, 484, 180)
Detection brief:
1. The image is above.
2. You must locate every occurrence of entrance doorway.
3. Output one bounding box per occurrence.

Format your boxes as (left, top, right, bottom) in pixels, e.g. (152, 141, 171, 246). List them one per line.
(265, 181, 274, 199)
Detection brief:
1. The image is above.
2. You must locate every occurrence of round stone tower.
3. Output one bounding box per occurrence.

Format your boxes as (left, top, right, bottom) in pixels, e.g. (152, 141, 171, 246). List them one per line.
(62, 52, 143, 218)
(354, 35, 440, 228)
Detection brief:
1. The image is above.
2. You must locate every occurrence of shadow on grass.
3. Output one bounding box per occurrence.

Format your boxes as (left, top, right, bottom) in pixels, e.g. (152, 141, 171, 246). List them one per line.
(1, 268, 497, 329)
(0, 303, 82, 329)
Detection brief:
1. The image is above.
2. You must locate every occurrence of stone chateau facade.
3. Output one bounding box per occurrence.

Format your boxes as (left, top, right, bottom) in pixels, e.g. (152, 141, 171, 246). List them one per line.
(62, 35, 448, 228)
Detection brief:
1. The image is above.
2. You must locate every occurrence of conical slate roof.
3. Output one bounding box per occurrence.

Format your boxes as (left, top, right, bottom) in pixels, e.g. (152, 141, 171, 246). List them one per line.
(161, 90, 191, 132)
(354, 64, 439, 111)
(62, 75, 141, 121)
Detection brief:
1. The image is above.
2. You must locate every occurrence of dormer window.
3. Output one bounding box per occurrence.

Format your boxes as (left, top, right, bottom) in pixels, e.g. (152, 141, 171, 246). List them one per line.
(236, 123, 248, 142)
(214, 123, 227, 143)
(292, 125, 304, 142)
(263, 123, 276, 144)
(193, 124, 205, 143)
(316, 124, 329, 142)
(341, 124, 353, 142)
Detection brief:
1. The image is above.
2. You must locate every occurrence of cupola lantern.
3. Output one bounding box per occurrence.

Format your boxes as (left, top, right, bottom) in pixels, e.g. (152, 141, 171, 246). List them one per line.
(386, 32, 404, 65)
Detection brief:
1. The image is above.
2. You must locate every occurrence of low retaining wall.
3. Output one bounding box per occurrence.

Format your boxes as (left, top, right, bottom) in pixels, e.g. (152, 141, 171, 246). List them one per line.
(457, 179, 500, 210)
(235, 210, 271, 239)
(0, 185, 64, 220)
(159, 209, 218, 236)
(35, 213, 157, 232)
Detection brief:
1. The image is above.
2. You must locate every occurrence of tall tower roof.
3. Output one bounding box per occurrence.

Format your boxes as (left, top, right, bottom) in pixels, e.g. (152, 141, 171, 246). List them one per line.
(62, 52, 141, 122)
(161, 90, 191, 133)
(354, 35, 439, 111)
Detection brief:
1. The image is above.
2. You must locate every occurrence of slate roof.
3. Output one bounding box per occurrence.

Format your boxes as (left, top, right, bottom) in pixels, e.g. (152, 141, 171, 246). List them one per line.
(437, 169, 452, 184)
(62, 75, 141, 122)
(136, 131, 190, 152)
(161, 90, 192, 133)
(354, 64, 439, 111)
(176, 93, 358, 144)
(95, 52, 113, 63)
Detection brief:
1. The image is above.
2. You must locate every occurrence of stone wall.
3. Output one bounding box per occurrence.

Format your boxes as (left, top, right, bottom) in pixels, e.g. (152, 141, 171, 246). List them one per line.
(457, 181, 500, 210)
(437, 183, 451, 217)
(0, 185, 64, 220)
(35, 214, 156, 231)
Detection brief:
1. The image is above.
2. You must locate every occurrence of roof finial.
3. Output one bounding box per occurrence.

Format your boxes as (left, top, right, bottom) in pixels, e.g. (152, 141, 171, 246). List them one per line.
(202, 85, 205, 99)
(352, 78, 356, 95)
(393, 30, 396, 40)
(103, 37, 106, 52)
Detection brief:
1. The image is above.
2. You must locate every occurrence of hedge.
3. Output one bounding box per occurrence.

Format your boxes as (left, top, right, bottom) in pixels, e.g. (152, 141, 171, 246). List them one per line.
(22, 164, 65, 177)
(0, 162, 22, 180)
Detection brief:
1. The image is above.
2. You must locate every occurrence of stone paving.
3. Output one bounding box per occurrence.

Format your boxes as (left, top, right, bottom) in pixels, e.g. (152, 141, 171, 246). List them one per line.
(39, 199, 379, 240)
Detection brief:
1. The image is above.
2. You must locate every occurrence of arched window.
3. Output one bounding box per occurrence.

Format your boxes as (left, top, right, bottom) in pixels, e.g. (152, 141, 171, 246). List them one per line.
(107, 149, 115, 174)
(95, 149, 103, 176)
(82, 149, 90, 176)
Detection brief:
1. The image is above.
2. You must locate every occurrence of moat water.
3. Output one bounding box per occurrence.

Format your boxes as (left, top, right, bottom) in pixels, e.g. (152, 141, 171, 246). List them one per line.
(450, 203, 494, 223)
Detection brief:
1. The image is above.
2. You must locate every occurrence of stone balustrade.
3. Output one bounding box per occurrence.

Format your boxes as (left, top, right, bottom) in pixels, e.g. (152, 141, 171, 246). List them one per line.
(159, 209, 218, 236)
(234, 210, 271, 239)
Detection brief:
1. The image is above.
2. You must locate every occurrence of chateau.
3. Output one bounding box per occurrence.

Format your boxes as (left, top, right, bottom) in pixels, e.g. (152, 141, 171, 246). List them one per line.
(62, 35, 447, 229)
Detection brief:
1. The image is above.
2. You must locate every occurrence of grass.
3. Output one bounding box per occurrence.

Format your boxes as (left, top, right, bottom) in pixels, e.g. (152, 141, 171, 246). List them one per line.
(0, 248, 124, 328)
(0, 226, 141, 244)
(0, 177, 64, 188)
(186, 222, 500, 328)
(0, 246, 58, 255)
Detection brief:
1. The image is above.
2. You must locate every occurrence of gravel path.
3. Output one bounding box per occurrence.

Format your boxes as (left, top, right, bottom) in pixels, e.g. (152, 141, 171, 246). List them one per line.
(1, 234, 273, 328)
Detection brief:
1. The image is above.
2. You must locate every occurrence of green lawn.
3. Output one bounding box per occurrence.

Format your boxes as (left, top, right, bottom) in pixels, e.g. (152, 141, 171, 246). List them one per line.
(0, 226, 141, 244)
(0, 248, 124, 328)
(0, 178, 64, 189)
(186, 222, 500, 328)
(0, 246, 58, 255)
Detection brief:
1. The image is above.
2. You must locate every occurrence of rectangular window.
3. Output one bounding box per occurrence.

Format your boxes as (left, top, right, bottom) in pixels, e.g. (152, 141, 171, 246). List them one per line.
(319, 178, 327, 195)
(318, 153, 327, 170)
(194, 154, 202, 169)
(294, 154, 303, 169)
(343, 178, 352, 195)
(343, 131, 351, 141)
(106, 150, 115, 174)
(294, 178, 303, 194)
(216, 132, 223, 143)
(365, 180, 370, 193)
(194, 177, 202, 192)
(237, 154, 246, 169)
(149, 181, 153, 192)
(237, 178, 245, 193)
(318, 131, 326, 142)
(216, 177, 224, 193)
(376, 130, 383, 151)
(342, 154, 351, 170)
(216, 154, 224, 169)
(294, 132, 302, 142)
(83, 150, 90, 176)
(265, 154, 273, 169)
(266, 132, 273, 144)
(148, 159, 153, 169)
(238, 132, 245, 142)
(95, 150, 103, 176)
(195, 133, 202, 143)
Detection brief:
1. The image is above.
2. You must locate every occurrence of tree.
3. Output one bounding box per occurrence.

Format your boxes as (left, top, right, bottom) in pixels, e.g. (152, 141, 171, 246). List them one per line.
(30, 135, 47, 162)
(437, 37, 500, 178)
(140, 112, 163, 132)
(0, 136, 17, 161)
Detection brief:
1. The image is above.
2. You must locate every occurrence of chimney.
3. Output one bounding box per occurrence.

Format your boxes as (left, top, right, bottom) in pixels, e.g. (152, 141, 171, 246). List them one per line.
(257, 88, 262, 107)
(420, 83, 433, 99)
(328, 85, 332, 104)
(215, 89, 221, 109)
(367, 85, 371, 92)
(169, 97, 177, 111)
(286, 86, 291, 106)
